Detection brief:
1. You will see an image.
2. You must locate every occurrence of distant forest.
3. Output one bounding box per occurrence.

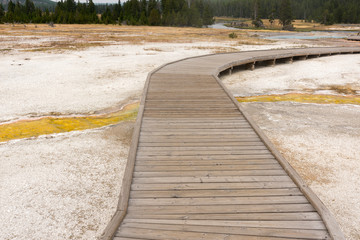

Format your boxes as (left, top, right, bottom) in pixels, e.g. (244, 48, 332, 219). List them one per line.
(0, 0, 359, 26)
(0, 0, 214, 27)
(210, 0, 360, 25)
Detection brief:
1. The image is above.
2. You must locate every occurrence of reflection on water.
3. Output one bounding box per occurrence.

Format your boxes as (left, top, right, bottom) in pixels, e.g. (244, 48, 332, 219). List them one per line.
(209, 23, 238, 30)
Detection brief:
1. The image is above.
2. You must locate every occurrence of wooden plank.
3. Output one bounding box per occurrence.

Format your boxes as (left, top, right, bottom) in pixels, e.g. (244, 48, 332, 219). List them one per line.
(138, 146, 267, 151)
(147, 88, 225, 92)
(138, 138, 262, 143)
(144, 105, 238, 108)
(113, 237, 145, 240)
(130, 188, 302, 199)
(132, 175, 291, 184)
(145, 102, 235, 106)
(143, 113, 241, 116)
(125, 212, 321, 221)
(142, 114, 242, 118)
(145, 107, 239, 111)
(141, 125, 252, 129)
(134, 159, 277, 166)
(145, 97, 230, 101)
(139, 137, 262, 143)
(142, 117, 246, 121)
(135, 154, 275, 160)
(129, 196, 309, 206)
(133, 170, 286, 178)
(146, 93, 228, 97)
(118, 223, 330, 239)
(142, 121, 250, 125)
(141, 130, 256, 134)
(123, 219, 326, 230)
(116, 227, 293, 240)
(134, 164, 280, 172)
(131, 181, 296, 191)
(136, 150, 271, 157)
(145, 99, 233, 102)
(140, 133, 259, 137)
(126, 203, 315, 214)
(141, 128, 253, 132)
(138, 141, 264, 147)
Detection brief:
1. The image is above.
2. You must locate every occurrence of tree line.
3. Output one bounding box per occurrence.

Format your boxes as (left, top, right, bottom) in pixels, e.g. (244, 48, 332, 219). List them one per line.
(209, 0, 360, 25)
(0, 0, 214, 27)
(1, 0, 359, 26)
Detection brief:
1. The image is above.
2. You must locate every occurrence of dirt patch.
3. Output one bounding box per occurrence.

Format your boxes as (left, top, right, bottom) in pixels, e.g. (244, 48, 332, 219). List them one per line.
(103, 121, 135, 146)
(271, 138, 332, 185)
(327, 84, 359, 95)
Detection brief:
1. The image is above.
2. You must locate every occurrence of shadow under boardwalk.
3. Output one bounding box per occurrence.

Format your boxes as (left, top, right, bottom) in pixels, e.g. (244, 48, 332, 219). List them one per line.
(104, 48, 360, 240)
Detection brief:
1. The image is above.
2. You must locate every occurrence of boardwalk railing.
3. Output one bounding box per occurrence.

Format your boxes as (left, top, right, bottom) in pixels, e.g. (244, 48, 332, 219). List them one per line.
(101, 47, 360, 240)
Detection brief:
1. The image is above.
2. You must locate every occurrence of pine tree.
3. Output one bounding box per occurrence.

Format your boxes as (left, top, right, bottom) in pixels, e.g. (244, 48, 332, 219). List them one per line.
(25, 0, 35, 16)
(279, 0, 293, 27)
(268, 8, 275, 27)
(253, 0, 259, 21)
(202, 3, 213, 26)
(6, 0, 15, 22)
(14, 1, 25, 23)
(188, 1, 202, 27)
(101, 6, 113, 24)
(148, 8, 161, 25)
(148, 0, 157, 13)
(0, 4, 4, 23)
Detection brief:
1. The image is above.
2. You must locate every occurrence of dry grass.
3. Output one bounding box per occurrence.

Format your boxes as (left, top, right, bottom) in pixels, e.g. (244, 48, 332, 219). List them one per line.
(216, 17, 360, 31)
(261, 19, 325, 30)
(189, 45, 239, 53)
(327, 84, 358, 95)
(0, 24, 267, 52)
(143, 47, 164, 52)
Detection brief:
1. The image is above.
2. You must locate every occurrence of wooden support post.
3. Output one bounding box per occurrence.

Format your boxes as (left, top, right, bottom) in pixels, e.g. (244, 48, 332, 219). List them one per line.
(251, 62, 255, 71)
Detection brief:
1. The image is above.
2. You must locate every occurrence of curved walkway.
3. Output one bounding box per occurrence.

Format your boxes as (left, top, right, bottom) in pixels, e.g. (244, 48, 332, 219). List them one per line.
(102, 47, 360, 240)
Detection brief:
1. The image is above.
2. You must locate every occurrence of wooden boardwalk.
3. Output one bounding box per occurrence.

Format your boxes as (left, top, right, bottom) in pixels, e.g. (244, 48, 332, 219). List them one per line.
(102, 47, 360, 240)
(348, 36, 360, 41)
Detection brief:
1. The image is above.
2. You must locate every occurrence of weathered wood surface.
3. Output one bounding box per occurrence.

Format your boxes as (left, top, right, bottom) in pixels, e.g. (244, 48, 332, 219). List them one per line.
(348, 36, 360, 41)
(101, 47, 360, 240)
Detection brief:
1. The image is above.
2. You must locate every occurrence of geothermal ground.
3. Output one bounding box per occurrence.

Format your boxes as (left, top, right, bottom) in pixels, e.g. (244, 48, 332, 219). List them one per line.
(0, 24, 359, 239)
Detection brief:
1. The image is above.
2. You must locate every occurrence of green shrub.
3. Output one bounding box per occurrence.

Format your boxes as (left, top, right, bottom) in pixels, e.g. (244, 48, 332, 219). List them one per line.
(229, 32, 237, 39)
